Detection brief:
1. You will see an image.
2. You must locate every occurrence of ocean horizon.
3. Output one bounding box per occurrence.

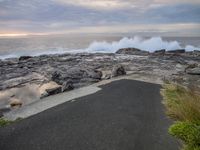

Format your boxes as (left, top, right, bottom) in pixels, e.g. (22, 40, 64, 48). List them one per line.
(0, 34, 200, 59)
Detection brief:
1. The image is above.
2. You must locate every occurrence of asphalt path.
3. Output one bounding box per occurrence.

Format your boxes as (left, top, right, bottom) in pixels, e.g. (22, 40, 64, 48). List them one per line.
(0, 79, 179, 150)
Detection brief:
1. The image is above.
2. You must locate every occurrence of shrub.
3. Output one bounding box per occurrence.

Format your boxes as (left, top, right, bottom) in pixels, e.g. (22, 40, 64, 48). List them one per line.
(169, 122, 200, 148)
(161, 83, 200, 150)
(161, 84, 200, 122)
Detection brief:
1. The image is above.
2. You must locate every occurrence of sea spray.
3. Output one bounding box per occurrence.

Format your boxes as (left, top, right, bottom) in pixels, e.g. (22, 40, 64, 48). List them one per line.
(0, 36, 199, 59)
(86, 36, 200, 53)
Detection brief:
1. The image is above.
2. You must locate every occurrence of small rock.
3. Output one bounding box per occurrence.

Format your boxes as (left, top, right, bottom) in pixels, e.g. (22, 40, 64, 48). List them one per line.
(40, 91, 49, 99)
(62, 80, 74, 92)
(19, 56, 33, 61)
(46, 87, 62, 96)
(0, 108, 11, 117)
(111, 65, 126, 77)
(104, 74, 111, 80)
(10, 98, 22, 108)
(86, 70, 102, 80)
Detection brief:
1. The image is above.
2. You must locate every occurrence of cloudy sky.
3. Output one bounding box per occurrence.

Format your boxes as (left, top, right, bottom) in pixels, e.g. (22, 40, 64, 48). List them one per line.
(0, 0, 200, 36)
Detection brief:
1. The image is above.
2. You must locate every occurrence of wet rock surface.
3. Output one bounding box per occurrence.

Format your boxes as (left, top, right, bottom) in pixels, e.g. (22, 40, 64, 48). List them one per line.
(19, 56, 33, 61)
(152, 49, 166, 56)
(116, 48, 149, 55)
(167, 49, 186, 54)
(0, 49, 200, 111)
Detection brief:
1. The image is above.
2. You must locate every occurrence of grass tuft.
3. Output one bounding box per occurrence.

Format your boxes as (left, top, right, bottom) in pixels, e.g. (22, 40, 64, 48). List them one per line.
(169, 122, 200, 147)
(0, 117, 22, 127)
(161, 83, 200, 150)
(0, 118, 13, 127)
(161, 84, 200, 123)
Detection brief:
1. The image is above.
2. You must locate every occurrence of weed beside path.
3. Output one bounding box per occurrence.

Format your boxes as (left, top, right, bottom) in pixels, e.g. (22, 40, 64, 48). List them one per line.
(161, 84, 200, 150)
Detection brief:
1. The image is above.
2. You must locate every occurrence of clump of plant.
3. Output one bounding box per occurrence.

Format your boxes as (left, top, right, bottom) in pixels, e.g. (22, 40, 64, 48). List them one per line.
(0, 118, 13, 127)
(161, 83, 200, 150)
(169, 122, 200, 150)
(0, 117, 22, 127)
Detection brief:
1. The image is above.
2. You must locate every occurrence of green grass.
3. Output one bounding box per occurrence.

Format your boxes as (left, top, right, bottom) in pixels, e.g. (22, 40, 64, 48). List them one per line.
(0, 117, 22, 127)
(169, 121, 200, 149)
(161, 83, 200, 150)
(0, 118, 13, 127)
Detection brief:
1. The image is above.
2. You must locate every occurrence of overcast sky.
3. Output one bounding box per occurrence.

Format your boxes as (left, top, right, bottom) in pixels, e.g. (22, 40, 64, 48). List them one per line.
(0, 0, 200, 36)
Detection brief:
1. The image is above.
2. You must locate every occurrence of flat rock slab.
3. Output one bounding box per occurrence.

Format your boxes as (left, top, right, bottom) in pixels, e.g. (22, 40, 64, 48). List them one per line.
(0, 79, 179, 150)
(3, 85, 101, 120)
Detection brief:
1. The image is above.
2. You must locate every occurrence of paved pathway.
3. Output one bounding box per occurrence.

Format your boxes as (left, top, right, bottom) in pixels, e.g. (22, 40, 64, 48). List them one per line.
(0, 79, 178, 150)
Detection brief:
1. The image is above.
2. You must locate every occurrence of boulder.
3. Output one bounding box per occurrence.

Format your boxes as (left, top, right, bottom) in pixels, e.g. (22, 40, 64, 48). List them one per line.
(19, 56, 33, 61)
(62, 79, 74, 92)
(116, 48, 149, 55)
(111, 65, 126, 77)
(176, 64, 185, 72)
(39, 81, 61, 98)
(51, 68, 85, 85)
(46, 86, 62, 96)
(51, 71, 62, 84)
(185, 63, 198, 72)
(10, 98, 22, 108)
(167, 49, 185, 54)
(67, 68, 85, 78)
(153, 49, 166, 55)
(52, 68, 102, 86)
(186, 67, 200, 75)
(85, 70, 102, 80)
(193, 50, 200, 56)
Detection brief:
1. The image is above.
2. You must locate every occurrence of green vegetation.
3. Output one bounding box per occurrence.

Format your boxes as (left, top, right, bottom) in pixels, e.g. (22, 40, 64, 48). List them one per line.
(0, 117, 22, 127)
(169, 122, 200, 150)
(161, 83, 200, 150)
(0, 118, 13, 127)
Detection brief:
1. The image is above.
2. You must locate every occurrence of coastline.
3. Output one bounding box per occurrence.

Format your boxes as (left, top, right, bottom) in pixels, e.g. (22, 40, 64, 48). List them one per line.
(0, 48, 200, 119)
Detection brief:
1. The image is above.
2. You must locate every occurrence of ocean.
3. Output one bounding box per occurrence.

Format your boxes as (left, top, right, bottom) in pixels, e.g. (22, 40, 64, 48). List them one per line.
(0, 34, 200, 59)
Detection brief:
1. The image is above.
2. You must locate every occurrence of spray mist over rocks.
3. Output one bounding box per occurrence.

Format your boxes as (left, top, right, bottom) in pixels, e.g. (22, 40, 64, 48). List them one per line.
(0, 36, 200, 60)
(86, 36, 200, 53)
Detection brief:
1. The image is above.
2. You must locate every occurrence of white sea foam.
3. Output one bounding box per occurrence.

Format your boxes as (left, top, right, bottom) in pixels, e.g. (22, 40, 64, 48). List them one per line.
(0, 36, 199, 59)
(86, 36, 200, 53)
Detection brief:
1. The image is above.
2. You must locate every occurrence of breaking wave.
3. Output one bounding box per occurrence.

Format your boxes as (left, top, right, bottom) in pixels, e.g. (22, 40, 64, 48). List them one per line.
(0, 36, 199, 59)
(86, 36, 200, 53)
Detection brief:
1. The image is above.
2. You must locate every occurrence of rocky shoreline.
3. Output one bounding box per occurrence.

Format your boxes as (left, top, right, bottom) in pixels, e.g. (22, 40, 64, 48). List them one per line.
(0, 48, 200, 117)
